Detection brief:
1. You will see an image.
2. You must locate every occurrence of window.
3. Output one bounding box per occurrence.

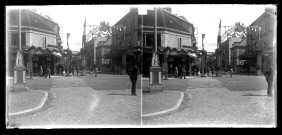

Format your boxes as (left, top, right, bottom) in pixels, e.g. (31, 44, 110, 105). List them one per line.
(42, 37, 47, 48)
(10, 33, 25, 46)
(178, 38, 182, 49)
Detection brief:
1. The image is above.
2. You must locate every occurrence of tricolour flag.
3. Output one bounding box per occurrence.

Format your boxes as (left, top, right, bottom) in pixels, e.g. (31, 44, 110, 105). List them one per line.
(82, 19, 86, 48)
(217, 19, 221, 49)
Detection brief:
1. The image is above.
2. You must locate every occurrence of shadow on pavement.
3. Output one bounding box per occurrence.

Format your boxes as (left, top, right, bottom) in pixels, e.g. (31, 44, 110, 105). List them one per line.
(242, 94, 268, 96)
(106, 93, 133, 96)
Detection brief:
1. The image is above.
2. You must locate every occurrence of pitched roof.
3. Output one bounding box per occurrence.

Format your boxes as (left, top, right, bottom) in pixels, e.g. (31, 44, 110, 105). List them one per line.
(142, 8, 194, 34)
(8, 9, 59, 34)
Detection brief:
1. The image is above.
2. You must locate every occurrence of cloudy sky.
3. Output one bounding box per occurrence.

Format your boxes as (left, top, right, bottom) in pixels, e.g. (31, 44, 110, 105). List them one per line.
(8, 4, 271, 52)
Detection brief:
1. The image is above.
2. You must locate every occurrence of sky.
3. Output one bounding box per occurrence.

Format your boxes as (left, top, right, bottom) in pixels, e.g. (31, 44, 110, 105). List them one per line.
(8, 4, 271, 52)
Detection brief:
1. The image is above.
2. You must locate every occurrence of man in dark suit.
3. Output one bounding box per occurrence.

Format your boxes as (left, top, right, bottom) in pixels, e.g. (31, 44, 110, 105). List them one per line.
(126, 61, 138, 96)
(262, 51, 275, 96)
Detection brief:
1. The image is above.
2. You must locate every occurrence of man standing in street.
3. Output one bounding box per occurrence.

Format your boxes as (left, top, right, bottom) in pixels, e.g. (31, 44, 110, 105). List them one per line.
(174, 66, 178, 78)
(47, 66, 51, 78)
(262, 50, 275, 96)
(95, 67, 98, 77)
(181, 66, 186, 79)
(76, 66, 79, 76)
(126, 61, 138, 96)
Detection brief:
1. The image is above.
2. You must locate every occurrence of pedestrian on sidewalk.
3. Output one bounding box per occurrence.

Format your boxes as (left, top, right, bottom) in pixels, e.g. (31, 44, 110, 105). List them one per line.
(95, 67, 98, 77)
(178, 65, 182, 79)
(207, 67, 210, 77)
(211, 67, 214, 77)
(76, 66, 79, 76)
(126, 61, 138, 96)
(262, 52, 275, 96)
(230, 68, 233, 78)
(174, 66, 178, 78)
(181, 66, 186, 79)
(71, 66, 74, 76)
(43, 65, 47, 78)
(47, 66, 51, 78)
(39, 65, 43, 78)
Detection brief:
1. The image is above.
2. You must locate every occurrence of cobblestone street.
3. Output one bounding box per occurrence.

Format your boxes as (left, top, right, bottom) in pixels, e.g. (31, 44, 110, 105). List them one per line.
(8, 76, 141, 127)
(143, 77, 275, 127)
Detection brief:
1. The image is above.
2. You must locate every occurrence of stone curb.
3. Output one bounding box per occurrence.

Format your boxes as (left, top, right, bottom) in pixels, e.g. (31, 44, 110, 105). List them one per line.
(142, 91, 184, 117)
(8, 90, 48, 117)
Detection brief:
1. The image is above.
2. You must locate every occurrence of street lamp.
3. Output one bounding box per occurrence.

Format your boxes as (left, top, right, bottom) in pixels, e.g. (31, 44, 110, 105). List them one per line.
(66, 33, 70, 76)
(201, 33, 206, 77)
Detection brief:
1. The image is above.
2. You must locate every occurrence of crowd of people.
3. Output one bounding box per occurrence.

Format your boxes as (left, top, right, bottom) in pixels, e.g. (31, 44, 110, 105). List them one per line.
(161, 64, 228, 79)
(37, 65, 51, 78)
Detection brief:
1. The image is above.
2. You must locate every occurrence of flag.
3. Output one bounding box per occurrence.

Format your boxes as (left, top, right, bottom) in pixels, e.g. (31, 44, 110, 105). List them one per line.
(217, 19, 221, 49)
(82, 19, 86, 48)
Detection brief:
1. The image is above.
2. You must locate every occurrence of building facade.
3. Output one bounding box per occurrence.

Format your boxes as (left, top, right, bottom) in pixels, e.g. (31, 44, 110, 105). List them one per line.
(7, 9, 63, 77)
(220, 37, 243, 71)
(105, 7, 198, 76)
(96, 37, 112, 72)
(85, 33, 109, 71)
(238, 7, 276, 75)
(230, 38, 246, 73)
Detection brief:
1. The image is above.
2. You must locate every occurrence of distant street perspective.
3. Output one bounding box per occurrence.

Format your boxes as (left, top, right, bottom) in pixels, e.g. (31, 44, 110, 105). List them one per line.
(6, 5, 276, 128)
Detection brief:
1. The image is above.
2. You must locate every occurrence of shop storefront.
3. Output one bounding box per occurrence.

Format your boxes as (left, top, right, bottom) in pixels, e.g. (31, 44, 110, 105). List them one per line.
(23, 46, 64, 77)
(142, 46, 197, 77)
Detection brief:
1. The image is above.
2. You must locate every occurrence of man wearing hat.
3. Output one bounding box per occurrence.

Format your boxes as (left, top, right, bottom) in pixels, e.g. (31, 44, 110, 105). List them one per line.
(262, 49, 275, 96)
(126, 60, 138, 96)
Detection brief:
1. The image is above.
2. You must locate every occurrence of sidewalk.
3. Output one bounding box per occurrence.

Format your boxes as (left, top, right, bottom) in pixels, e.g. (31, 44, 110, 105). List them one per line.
(7, 76, 54, 118)
(8, 90, 48, 117)
(142, 90, 184, 117)
(142, 76, 192, 117)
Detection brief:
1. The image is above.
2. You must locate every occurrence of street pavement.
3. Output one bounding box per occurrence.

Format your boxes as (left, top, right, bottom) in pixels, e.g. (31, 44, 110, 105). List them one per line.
(78, 74, 141, 90)
(142, 77, 276, 127)
(7, 73, 275, 128)
(214, 74, 268, 91)
(8, 76, 141, 128)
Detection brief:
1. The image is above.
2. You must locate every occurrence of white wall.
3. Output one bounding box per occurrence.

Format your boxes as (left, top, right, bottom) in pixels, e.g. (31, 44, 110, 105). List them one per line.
(25, 30, 57, 48)
(161, 31, 192, 49)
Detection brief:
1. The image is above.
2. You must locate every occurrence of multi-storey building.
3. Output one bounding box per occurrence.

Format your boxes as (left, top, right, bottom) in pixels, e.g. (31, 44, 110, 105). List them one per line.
(220, 37, 243, 71)
(84, 32, 109, 71)
(96, 37, 112, 72)
(105, 7, 198, 76)
(230, 38, 246, 73)
(238, 7, 276, 75)
(7, 9, 63, 76)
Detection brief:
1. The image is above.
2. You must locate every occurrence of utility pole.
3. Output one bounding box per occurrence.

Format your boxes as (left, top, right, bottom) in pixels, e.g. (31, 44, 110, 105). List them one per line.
(13, 8, 27, 91)
(148, 7, 162, 92)
(66, 33, 70, 76)
(201, 33, 206, 77)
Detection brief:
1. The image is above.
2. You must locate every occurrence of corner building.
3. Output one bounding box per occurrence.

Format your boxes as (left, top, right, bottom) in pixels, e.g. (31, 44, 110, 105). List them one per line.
(105, 7, 198, 76)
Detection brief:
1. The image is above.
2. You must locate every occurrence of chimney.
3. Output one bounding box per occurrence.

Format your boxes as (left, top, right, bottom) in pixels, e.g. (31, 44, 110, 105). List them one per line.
(265, 6, 276, 14)
(130, 7, 138, 12)
(163, 7, 172, 13)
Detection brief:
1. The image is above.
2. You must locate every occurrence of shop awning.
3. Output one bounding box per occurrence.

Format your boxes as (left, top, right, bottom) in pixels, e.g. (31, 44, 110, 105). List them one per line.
(187, 53, 197, 58)
(52, 52, 62, 59)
